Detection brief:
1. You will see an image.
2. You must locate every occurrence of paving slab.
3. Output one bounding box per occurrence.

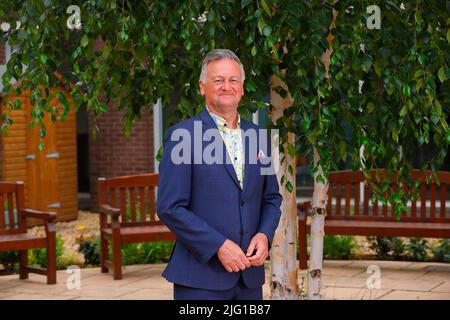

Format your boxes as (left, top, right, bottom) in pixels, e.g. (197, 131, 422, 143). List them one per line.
(1, 261, 449, 300)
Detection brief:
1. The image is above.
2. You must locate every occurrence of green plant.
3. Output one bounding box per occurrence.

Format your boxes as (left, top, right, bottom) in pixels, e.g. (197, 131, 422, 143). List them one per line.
(368, 236, 405, 260)
(29, 234, 64, 269)
(406, 237, 429, 261)
(58, 250, 83, 269)
(323, 235, 358, 260)
(0, 251, 19, 274)
(122, 242, 174, 265)
(430, 239, 450, 263)
(78, 236, 101, 266)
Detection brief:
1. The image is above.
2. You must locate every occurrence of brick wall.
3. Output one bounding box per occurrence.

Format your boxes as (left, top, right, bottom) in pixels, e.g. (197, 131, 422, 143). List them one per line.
(88, 104, 155, 209)
(87, 37, 155, 209)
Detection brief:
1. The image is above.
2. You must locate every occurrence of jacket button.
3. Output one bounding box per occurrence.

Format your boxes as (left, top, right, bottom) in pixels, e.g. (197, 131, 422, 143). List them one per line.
(240, 201, 245, 206)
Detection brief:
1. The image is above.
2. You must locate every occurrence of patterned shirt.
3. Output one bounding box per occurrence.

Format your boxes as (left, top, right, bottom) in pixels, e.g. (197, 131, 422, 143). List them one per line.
(207, 106, 244, 189)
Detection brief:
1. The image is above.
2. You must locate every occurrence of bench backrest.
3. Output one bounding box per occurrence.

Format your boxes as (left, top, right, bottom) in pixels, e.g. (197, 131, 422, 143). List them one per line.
(326, 170, 450, 222)
(0, 182, 26, 235)
(98, 173, 160, 224)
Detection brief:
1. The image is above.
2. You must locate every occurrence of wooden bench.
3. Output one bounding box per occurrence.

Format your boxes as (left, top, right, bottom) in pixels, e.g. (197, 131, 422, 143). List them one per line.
(0, 181, 57, 284)
(98, 173, 176, 279)
(297, 170, 450, 269)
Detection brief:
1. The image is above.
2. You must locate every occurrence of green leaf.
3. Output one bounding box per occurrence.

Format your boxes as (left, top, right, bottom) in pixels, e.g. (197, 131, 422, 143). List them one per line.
(261, 0, 272, 17)
(438, 67, 446, 83)
(13, 99, 22, 109)
(418, 55, 426, 65)
(80, 34, 89, 47)
(399, 105, 407, 117)
(245, 81, 257, 92)
(262, 25, 272, 37)
(361, 55, 373, 71)
(257, 17, 266, 34)
(287, 143, 295, 157)
(339, 141, 347, 161)
(207, 10, 215, 22)
(241, 0, 253, 8)
(445, 131, 450, 144)
(245, 34, 254, 46)
(447, 28, 450, 45)
(285, 181, 293, 193)
(288, 164, 294, 176)
(102, 45, 112, 59)
(402, 84, 411, 97)
(251, 45, 257, 56)
(39, 54, 47, 64)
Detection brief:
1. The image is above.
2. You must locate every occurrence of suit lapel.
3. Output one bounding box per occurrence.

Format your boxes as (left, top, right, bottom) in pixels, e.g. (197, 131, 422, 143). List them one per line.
(199, 108, 241, 190)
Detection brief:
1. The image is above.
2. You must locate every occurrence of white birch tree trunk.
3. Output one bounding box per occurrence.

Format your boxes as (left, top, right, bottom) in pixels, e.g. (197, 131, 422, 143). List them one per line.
(307, 148, 329, 299)
(306, 7, 336, 299)
(269, 75, 299, 300)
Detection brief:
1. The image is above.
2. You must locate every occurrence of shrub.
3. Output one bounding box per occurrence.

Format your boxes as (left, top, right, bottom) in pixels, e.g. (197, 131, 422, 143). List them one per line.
(58, 250, 83, 269)
(29, 234, 65, 269)
(430, 239, 450, 263)
(78, 236, 101, 266)
(76, 236, 174, 266)
(368, 236, 405, 260)
(405, 237, 429, 261)
(122, 242, 174, 265)
(0, 251, 19, 274)
(323, 235, 358, 260)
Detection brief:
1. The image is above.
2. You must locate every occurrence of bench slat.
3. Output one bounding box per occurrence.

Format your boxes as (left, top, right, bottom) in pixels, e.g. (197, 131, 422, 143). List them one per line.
(335, 183, 341, 216)
(327, 185, 332, 215)
(441, 183, 446, 218)
(110, 188, 116, 211)
(322, 220, 450, 238)
(430, 183, 436, 218)
(119, 188, 126, 222)
(149, 187, 156, 221)
(129, 187, 136, 221)
(139, 187, 146, 221)
(364, 184, 369, 215)
(354, 183, 360, 216)
(345, 183, 351, 216)
(7, 192, 15, 231)
(421, 184, 427, 218)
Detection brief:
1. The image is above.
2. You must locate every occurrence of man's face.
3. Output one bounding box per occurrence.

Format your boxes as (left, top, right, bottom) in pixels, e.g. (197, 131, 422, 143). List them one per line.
(199, 59, 244, 111)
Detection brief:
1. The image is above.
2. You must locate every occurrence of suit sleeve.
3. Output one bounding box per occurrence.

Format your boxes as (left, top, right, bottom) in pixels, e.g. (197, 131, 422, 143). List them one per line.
(156, 126, 227, 264)
(256, 133, 282, 248)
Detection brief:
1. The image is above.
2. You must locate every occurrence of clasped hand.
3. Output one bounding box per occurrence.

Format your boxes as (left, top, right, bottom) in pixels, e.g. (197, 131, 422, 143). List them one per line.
(217, 232, 268, 272)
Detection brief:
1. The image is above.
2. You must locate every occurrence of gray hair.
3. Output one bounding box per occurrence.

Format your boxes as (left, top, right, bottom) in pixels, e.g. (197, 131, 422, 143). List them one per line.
(199, 49, 246, 82)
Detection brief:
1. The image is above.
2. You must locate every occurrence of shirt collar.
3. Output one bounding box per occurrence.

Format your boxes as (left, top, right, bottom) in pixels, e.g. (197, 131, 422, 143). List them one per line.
(206, 105, 241, 131)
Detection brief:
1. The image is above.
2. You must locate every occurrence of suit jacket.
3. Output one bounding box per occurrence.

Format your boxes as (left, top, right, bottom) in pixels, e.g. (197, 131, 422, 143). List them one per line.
(156, 107, 282, 290)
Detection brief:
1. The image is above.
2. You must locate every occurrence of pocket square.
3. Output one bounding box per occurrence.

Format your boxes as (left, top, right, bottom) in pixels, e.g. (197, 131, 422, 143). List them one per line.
(257, 149, 266, 161)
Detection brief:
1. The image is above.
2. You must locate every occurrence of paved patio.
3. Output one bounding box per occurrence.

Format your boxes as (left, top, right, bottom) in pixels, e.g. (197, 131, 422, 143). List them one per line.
(0, 260, 449, 300)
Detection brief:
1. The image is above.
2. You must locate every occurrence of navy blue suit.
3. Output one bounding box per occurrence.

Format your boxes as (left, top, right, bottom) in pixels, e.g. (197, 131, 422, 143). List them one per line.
(156, 107, 282, 292)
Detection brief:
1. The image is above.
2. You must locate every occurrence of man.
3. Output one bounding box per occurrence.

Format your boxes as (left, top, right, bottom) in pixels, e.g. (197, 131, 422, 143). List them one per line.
(157, 49, 282, 300)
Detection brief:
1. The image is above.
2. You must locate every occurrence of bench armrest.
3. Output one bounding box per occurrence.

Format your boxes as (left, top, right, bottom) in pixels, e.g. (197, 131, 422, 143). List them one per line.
(98, 204, 121, 217)
(22, 209, 57, 221)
